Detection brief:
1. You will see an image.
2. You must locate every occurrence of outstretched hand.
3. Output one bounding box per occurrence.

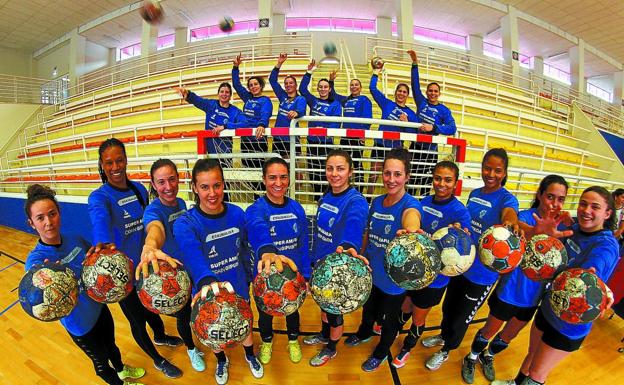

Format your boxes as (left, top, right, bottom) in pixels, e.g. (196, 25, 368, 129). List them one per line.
(277, 53, 288, 66)
(257, 253, 298, 275)
(307, 59, 316, 72)
(173, 86, 188, 99)
(86, 242, 115, 258)
(335, 246, 371, 272)
(329, 70, 337, 81)
(135, 245, 182, 281)
(531, 211, 574, 239)
(407, 50, 418, 64)
(233, 53, 243, 67)
(192, 281, 235, 306)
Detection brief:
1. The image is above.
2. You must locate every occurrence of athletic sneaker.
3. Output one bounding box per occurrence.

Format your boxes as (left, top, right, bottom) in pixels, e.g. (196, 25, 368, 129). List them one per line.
(490, 381, 515, 385)
(288, 340, 303, 363)
(425, 350, 449, 371)
(362, 355, 387, 372)
(421, 334, 445, 348)
(117, 365, 146, 380)
(154, 334, 183, 347)
(258, 342, 273, 364)
(478, 352, 496, 381)
(344, 335, 372, 347)
(373, 324, 382, 335)
(154, 358, 182, 378)
(303, 333, 329, 345)
(391, 349, 410, 368)
(187, 348, 206, 372)
(215, 358, 229, 385)
(309, 347, 337, 367)
(461, 355, 476, 384)
(245, 355, 264, 378)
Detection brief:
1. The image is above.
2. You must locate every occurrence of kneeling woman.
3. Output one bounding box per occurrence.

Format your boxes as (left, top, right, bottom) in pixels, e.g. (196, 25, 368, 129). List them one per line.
(173, 159, 262, 385)
(25, 184, 145, 385)
(345, 148, 422, 372)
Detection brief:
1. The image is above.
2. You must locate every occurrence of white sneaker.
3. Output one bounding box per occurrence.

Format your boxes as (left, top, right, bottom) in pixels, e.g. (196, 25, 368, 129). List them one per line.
(245, 355, 264, 378)
(425, 350, 449, 371)
(421, 334, 445, 348)
(491, 381, 515, 385)
(187, 348, 206, 372)
(214, 358, 229, 385)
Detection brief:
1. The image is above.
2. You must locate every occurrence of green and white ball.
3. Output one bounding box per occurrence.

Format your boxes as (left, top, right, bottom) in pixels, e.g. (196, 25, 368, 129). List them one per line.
(385, 233, 441, 290)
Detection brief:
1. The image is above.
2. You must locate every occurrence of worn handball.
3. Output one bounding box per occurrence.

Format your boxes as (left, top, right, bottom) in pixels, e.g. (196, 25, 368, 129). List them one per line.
(549, 268, 611, 324)
(310, 252, 372, 315)
(137, 260, 191, 315)
(19, 262, 79, 322)
(385, 233, 441, 290)
(431, 227, 475, 276)
(82, 248, 134, 303)
(478, 225, 525, 274)
(139, 1, 164, 24)
(253, 263, 306, 317)
(191, 290, 253, 350)
(219, 16, 235, 32)
(323, 42, 338, 57)
(521, 234, 568, 281)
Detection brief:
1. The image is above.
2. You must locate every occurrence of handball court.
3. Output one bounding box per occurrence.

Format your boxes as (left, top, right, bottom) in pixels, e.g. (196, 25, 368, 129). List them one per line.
(0, 224, 622, 385)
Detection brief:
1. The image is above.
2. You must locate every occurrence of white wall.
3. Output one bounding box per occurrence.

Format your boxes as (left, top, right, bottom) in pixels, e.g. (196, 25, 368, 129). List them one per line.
(34, 41, 70, 79)
(0, 104, 40, 152)
(0, 48, 33, 77)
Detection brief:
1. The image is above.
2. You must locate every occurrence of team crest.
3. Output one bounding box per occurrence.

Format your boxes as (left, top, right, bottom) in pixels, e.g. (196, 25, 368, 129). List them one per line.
(384, 224, 391, 234)
(479, 209, 487, 219)
(329, 218, 335, 228)
(293, 223, 298, 233)
(431, 220, 439, 230)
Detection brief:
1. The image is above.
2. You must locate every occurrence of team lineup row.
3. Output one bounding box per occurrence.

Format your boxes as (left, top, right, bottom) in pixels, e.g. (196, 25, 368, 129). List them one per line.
(23, 135, 620, 385)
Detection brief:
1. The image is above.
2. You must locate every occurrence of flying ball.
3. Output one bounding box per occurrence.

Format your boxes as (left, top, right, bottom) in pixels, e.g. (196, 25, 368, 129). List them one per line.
(323, 42, 338, 57)
(139, 1, 164, 25)
(371, 56, 384, 69)
(219, 16, 235, 32)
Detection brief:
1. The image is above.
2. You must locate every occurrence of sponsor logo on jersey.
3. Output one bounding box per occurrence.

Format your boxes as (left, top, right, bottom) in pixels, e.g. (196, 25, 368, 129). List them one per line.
(372, 212, 394, 221)
(123, 210, 131, 219)
(168, 209, 186, 223)
(205, 227, 240, 242)
(566, 239, 581, 255)
(270, 213, 298, 222)
(423, 206, 443, 218)
(320, 203, 339, 214)
(118, 195, 138, 206)
(469, 197, 492, 208)
(270, 226, 276, 237)
(60, 247, 82, 264)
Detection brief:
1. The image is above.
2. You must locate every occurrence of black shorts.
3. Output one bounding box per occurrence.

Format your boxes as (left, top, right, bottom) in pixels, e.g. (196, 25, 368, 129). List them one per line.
(408, 286, 446, 309)
(488, 291, 538, 322)
(534, 308, 585, 352)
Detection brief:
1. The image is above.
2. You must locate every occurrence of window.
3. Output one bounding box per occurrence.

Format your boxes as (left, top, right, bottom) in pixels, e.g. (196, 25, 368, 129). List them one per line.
(587, 82, 612, 103)
(190, 20, 258, 42)
(157, 34, 175, 50)
(117, 42, 141, 61)
(483, 42, 503, 60)
(544, 63, 571, 85)
(286, 17, 376, 34)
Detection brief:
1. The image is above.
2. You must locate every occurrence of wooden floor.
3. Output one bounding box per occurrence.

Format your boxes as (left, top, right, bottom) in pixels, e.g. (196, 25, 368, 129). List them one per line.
(0, 224, 622, 385)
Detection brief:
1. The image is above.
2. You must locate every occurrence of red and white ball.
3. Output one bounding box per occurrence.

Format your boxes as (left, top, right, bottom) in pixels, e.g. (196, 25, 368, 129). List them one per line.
(137, 260, 191, 315)
(82, 249, 134, 303)
(521, 234, 568, 281)
(478, 225, 525, 274)
(139, 1, 164, 25)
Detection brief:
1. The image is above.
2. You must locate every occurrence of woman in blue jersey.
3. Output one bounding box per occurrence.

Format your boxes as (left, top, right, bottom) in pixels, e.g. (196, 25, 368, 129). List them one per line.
(368, 61, 419, 196)
(172, 159, 263, 385)
(492, 186, 619, 385)
(407, 50, 457, 196)
(392, 160, 471, 369)
(328, 70, 373, 182)
(343, 148, 422, 372)
(302, 149, 369, 367)
(175, 83, 246, 155)
(420, 148, 521, 377)
(25, 184, 145, 385)
(88, 139, 182, 378)
(465, 175, 570, 383)
(269, 53, 307, 158)
(299, 59, 343, 198)
(245, 157, 310, 365)
(133, 159, 206, 372)
(232, 54, 274, 172)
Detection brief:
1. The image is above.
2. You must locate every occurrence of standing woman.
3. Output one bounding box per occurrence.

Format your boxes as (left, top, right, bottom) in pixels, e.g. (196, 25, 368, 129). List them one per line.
(135, 159, 206, 372)
(492, 186, 618, 385)
(463, 175, 570, 383)
(303, 149, 369, 367)
(392, 160, 471, 369)
(368, 61, 419, 196)
(174, 83, 246, 155)
(613, 188, 624, 245)
(232, 54, 274, 172)
(407, 50, 457, 196)
(421, 148, 520, 377)
(269, 53, 307, 158)
(245, 157, 310, 364)
(172, 159, 263, 385)
(299, 59, 343, 198)
(328, 71, 373, 181)
(25, 184, 146, 385)
(344, 148, 422, 372)
(88, 138, 182, 379)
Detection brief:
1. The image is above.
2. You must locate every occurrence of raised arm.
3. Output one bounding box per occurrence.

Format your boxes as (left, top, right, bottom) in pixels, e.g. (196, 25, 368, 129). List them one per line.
(231, 53, 252, 102)
(408, 50, 427, 107)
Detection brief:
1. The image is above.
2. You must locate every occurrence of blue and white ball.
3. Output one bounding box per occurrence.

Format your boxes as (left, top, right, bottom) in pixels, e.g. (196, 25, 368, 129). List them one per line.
(431, 227, 475, 276)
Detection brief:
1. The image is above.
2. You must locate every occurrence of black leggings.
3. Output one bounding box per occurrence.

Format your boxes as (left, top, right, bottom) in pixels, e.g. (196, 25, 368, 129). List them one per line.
(440, 275, 493, 351)
(258, 308, 300, 342)
(118, 288, 165, 363)
(355, 285, 406, 359)
(175, 301, 195, 349)
(69, 305, 124, 385)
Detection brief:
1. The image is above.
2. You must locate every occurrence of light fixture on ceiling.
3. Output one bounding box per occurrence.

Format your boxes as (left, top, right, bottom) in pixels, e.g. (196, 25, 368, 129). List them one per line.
(52, 66, 57, 77)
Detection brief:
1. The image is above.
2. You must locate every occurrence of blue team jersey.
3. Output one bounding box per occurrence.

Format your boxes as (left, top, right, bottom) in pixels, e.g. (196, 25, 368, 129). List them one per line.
(365, 193, 422, 295)
(88, 181, 148, 267)
(496, 208, 549, 307)
(232, 67, 273, 131)
(245, 196, 311, 279)
(420, 195, 472, 288)
(411, 65, 457, 137)
(329, 84, 373, 130)
(369, 74, 419, 148)
(463, 187, 519, 286)
(540, 225, 619, 339)
(26, 233, 103, 336)
(186, 91, 246, 153)
(299, 72, 342, 144)
(173, 203, 251, 299)
(269, 67, 307, 140)
(313, 187, 368, 264)
(143, 198, 187, 260)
